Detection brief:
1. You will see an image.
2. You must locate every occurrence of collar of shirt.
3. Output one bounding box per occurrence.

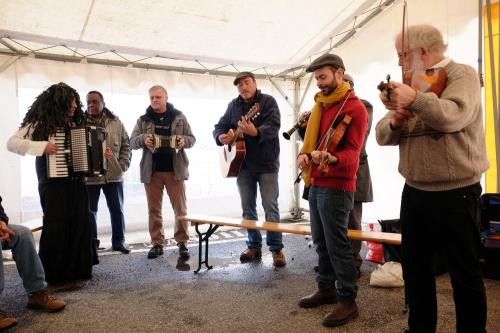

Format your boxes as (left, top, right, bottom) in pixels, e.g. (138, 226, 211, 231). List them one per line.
(429, 56, 451, 69)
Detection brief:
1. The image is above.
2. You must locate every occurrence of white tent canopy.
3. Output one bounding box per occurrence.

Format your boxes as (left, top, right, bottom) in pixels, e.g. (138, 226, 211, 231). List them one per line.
(0, 0, 481, 230)
(0, 0, 394, 77)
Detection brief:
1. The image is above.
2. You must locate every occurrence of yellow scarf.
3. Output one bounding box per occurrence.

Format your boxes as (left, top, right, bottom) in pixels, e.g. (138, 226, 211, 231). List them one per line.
(299, 81, 351, 186)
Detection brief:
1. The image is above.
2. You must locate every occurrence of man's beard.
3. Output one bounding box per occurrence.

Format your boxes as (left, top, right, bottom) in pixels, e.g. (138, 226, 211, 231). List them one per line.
(320, 82, 337, 96)
(410, 54, 425, 71)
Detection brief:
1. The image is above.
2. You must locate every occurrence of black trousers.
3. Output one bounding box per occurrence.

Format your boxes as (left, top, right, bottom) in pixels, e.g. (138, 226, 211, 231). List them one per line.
(400, 183, 487, 333)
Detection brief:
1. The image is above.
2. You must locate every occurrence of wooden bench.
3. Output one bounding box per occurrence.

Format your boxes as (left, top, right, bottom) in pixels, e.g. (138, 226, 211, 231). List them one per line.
(179, 214, 401, 273)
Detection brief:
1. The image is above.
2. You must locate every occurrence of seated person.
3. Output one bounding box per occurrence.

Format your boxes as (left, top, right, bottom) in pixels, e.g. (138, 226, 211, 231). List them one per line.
(0, 195, 65, 330)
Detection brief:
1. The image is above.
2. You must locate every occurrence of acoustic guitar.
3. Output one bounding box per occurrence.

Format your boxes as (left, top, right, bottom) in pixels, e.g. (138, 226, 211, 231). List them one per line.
(219, 103, 260, 177)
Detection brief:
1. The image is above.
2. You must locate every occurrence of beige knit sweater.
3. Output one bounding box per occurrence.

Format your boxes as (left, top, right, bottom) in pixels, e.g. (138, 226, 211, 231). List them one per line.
(375, 60, 489, 191)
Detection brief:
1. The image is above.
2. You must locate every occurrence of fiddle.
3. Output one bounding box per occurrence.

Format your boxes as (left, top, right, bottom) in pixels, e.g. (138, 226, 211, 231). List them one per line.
(403, 68, 447, 96)
(377, 74, 393, 101)
(317, 114, 352, 175)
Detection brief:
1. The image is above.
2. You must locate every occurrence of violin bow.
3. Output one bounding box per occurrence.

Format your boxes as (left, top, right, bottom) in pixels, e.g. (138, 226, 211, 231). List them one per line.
(401, 0, 409, 81)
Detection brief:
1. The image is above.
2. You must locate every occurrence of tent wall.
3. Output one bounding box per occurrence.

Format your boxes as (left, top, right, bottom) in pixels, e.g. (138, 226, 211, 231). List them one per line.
(0, 55, 21, 221)
(0, 56, 296, 230)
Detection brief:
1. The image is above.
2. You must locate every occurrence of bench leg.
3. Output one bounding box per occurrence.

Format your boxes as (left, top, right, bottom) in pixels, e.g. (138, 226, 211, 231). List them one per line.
(194, 223, 219, 274)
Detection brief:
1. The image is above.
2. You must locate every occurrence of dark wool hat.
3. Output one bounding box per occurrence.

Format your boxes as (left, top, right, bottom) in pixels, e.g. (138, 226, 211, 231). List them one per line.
(233, 71, 255, 85)
(306, 53, 345, 72)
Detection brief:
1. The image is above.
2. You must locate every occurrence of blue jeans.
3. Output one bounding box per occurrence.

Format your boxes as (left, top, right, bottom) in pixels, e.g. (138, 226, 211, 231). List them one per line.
(0, 224, 46, 295)
(309, 186, 358, 302)
(236, 169, 283, 251)
(87, 182, 126, 248)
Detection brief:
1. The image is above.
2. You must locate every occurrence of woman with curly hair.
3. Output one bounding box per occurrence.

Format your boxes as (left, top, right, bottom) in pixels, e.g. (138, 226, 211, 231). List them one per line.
(7, 82, 97, 284)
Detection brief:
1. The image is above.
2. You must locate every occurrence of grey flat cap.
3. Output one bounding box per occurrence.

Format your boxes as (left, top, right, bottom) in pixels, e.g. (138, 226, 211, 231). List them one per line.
(233, 71, 255, 85)
(306, 54, 345, 72)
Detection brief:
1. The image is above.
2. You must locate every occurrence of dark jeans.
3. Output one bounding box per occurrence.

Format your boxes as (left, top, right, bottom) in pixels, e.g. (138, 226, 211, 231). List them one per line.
(309, 186, 358, 302)
(401, 183, 487, 333)
(88, 182, 126, 248)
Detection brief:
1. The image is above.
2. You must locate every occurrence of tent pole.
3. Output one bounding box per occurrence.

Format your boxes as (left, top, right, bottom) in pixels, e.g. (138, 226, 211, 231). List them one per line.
(0, 56, 19, 74)
(289, 78, 303, 220)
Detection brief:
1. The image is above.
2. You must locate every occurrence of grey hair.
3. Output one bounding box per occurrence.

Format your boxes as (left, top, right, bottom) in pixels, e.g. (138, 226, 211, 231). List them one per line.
(148, 85, 168, 95)
(397, 24, 448, 54)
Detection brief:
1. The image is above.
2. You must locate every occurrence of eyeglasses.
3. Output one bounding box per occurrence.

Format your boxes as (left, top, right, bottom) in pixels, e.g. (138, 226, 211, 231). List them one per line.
(397, 48, 420, 59)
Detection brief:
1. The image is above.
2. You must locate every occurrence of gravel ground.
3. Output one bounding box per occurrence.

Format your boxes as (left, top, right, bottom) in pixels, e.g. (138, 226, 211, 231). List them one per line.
(1, 231, 499, 332)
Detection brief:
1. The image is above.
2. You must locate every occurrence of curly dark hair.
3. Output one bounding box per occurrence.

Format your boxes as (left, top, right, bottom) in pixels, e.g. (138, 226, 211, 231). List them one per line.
(20, 82, 85, 141)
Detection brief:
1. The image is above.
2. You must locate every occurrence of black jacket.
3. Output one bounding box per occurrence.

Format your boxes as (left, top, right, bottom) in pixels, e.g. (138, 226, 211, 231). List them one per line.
(0, 195, 9, 224)
(213, 90, 280, 173)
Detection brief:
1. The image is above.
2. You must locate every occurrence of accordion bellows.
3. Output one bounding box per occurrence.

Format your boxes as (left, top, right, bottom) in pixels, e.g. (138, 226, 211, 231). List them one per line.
(47, 126, 107, 178)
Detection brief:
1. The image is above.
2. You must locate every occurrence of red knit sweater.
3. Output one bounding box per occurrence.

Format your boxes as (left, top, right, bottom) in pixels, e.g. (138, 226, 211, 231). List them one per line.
(311, 93, 368, 192)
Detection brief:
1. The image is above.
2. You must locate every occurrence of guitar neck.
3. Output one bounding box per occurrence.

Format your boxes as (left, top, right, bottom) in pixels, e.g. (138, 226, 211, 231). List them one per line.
(228, 103, 260, 145)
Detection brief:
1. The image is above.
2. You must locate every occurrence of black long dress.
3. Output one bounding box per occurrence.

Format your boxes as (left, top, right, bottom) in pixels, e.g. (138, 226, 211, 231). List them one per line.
(36, 155, 98, 284)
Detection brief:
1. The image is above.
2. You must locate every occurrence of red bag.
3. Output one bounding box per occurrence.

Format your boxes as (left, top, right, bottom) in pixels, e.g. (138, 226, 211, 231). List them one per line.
(366, 223, 385, 264)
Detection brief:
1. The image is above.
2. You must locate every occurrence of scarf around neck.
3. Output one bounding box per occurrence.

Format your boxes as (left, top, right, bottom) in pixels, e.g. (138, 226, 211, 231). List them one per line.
(299, 81, 351, 186)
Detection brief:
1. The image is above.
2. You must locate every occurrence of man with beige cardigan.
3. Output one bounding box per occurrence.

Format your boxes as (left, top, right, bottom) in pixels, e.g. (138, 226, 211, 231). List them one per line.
(376, 24, 488, 333)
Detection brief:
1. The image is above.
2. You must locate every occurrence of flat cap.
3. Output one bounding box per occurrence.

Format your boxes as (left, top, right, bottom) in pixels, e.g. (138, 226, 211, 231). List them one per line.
(306, 54, 345, 72)
(343, 73, 354, 87)
(233, 71, 255, 85)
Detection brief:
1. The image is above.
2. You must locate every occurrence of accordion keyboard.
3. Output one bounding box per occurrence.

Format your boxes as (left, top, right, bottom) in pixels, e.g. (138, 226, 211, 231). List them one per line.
(47, 129, 70, 178)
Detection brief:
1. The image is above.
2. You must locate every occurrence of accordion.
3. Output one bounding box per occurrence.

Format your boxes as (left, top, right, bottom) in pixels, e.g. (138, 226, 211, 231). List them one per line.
(47, 126, 107, 178)
(151, 134, 179, 153)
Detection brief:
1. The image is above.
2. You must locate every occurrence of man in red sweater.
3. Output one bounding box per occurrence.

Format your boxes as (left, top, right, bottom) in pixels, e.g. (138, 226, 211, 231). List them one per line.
(296, 54, 367, 327)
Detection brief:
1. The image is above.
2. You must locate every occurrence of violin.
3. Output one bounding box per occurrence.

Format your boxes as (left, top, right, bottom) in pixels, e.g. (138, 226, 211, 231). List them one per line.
(377, 68, 447, 99)
(317, 114, 352, 175)
(377, 74, 393, 100)
(403, 68, 447, 96)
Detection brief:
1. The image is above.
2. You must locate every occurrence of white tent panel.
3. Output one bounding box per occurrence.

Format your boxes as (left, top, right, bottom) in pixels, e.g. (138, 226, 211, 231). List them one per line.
(0, 0, 384, 69)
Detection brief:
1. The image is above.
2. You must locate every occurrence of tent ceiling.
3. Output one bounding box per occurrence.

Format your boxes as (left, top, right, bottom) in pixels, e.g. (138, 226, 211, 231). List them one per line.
(0, 0, 396, 78)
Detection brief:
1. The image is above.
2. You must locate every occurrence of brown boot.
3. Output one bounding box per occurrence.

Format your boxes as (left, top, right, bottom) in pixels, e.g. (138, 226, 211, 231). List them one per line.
(298, 287, 338, 308)
(0, 309, 17, 330)
(322, 299, 359, 327)
(272, 250, 286, 267)
(27, 289, 66, 312)
(240, 247, 262, 262)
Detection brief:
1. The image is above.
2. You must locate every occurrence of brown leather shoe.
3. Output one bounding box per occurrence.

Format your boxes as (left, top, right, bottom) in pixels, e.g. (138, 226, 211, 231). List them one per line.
(298, 288, 338, 308)
(0, 309, 17, 330)
(28, 289, 66, 312)
(272, 250, 286, 267)
(240, 247, 262, 262)
(322, 299, 359, 327)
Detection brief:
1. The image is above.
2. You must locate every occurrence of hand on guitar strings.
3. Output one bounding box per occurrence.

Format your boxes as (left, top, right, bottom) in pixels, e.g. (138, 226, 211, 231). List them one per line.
(237, 116, 258, 137)
(218, 129, 235, 145)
